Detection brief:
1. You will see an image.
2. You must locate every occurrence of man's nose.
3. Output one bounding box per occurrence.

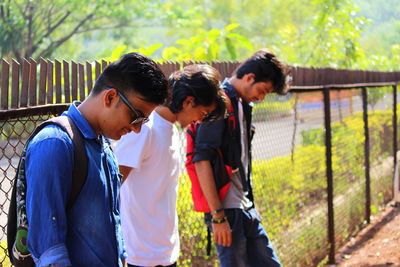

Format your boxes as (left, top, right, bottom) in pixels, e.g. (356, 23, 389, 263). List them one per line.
(258, 93, 266, 101)
(130, 123, 142, 133)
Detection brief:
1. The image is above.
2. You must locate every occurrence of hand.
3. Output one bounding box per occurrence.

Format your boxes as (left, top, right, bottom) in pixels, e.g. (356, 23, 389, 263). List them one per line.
(212, 220, 232, 247)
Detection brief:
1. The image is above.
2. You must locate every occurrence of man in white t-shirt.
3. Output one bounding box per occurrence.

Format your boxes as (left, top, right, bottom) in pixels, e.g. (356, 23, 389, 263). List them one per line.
(114, 64, 226, 267)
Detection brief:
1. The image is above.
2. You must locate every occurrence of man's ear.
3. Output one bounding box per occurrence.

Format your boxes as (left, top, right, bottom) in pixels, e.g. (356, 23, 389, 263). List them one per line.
(244, 73, 255, 84)
(104, 89, 118, 107)
(183, 96, 195, 108)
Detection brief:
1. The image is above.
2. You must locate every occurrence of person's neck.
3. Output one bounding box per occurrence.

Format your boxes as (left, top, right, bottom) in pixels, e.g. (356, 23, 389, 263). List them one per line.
(77, 97, 101, 135)
(228, 76, 244, 100)
(155, 106, 177, 123)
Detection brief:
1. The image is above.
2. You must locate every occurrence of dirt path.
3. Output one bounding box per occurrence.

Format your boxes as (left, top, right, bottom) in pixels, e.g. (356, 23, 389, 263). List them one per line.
(334, 201, 400, 267)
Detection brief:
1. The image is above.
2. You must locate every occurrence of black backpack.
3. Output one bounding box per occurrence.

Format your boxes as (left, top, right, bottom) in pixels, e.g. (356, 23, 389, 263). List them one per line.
(7, 116, 88, 267)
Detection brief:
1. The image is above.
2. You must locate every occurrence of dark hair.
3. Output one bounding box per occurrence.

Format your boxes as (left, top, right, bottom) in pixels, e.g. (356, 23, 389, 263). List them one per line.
(168, 64, 226, 121)
(234, 48, 291, 95)
(91, 53, 169, 105)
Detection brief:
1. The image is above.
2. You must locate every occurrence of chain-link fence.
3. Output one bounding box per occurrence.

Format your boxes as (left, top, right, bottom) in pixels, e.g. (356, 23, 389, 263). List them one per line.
(0, 87, 398, 267)
(0, 112, 65, 266)
(178, 85, 399, 266)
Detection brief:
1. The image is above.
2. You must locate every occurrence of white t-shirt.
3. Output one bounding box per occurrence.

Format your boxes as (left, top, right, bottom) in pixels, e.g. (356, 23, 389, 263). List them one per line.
(115, 111, 181, 266)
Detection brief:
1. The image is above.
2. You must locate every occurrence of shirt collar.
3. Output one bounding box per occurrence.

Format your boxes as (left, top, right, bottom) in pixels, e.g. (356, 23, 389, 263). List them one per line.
(62, 101, 98, 139)
(221, 78, 239, 99)
(222, 78, 254, 108)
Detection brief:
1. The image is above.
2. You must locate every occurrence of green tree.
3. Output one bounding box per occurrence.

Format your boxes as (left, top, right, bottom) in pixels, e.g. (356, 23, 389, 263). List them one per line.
(273, 0, 367, 68)
(0, 0, 161, 61)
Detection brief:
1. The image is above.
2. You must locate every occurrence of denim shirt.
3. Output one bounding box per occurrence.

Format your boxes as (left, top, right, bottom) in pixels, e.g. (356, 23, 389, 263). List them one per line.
(25, 102, 126, 267)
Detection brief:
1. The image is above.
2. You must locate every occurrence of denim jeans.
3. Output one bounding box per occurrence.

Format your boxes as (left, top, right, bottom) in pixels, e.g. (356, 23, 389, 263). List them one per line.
(128, 263, 176, 267)
(209, 208, 281, 267)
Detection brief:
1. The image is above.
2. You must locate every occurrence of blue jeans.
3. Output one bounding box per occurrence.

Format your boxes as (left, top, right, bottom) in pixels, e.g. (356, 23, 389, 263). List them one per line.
(128, 263, 176, 267)
(209, 208, 281, 267)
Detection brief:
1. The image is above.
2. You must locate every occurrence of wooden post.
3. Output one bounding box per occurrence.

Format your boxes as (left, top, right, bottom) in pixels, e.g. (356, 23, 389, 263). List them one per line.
(28, 58, 37, 106)
(95, 61, 101, 82)
(71, 61, 78, 101)
(86, 62, 93, 94)
(38, 58, 47, 105)
(47, 61, 54, 104)
(1, 59, 10, 110)
(55, 60, 62, 103)
(20, 59, 30, 107)
(11, 60, 20, 108)
(63, 60, 71, 103)
(78, 63, 85, 101)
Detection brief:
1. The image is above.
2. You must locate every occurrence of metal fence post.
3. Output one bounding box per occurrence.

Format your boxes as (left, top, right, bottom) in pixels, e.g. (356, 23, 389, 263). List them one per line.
(323, 87, 335, 264)
(361, 87, 371, 223)
(393, 84, 398, 193)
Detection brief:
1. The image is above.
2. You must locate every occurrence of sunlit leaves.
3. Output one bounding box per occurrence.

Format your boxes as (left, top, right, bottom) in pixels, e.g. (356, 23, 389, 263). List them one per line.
(159, 24, 253, 62)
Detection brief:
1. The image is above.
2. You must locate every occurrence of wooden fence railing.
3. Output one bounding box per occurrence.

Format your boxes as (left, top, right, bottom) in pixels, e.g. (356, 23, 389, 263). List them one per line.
(1, 58, 400, 111)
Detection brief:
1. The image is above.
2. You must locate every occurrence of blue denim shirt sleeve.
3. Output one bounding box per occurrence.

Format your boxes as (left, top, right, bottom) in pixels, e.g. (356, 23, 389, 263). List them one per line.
(193, 119, 225, 163)
(32, 244, 70, 267)
(25, 125, 73, 266)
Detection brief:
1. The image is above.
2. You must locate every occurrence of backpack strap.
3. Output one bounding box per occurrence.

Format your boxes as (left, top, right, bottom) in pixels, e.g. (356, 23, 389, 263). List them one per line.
(45, 116, 88, 209)
(186, 122, 198, 158)
(222, 90, 236, 131)
(222, 88, 253, 199)
(27, 116, 88, 209)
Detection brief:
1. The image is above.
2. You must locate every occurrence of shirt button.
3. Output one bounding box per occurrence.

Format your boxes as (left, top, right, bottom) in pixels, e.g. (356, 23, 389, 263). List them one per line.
(52, 216, 56, 220)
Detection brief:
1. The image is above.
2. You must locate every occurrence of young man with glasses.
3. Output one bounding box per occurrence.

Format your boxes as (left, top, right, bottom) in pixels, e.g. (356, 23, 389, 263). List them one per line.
(24, 53, 168, 267)
(114, 64, 226, 267)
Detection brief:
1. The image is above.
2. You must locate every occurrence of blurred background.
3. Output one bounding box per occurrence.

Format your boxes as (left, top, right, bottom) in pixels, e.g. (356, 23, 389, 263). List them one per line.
(0, 0, 398, 70)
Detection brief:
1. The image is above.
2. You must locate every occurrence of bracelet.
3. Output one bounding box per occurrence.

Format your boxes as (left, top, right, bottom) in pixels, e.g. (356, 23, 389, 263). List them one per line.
(210, 208, 224, 216)
(211, 216, 227, 224)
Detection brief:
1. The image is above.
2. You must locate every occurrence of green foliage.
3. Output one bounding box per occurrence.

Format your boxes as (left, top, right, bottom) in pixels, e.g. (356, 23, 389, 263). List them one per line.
(161, 24, 254, 62)
(103, 43, 164, 62)
(274, 0, 367, 68)
(176, 173, 218, 266)
(301, 128, 324, 146)
(353, 0, 400, 67)
(112, 0, 398, 70)
(104, 23, 254, 63)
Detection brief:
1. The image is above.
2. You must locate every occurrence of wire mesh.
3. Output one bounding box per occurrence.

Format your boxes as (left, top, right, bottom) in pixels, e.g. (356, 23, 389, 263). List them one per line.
(0, 113, 58, 266)
(253, 91, 329, 266)
(331, 89, 366, 255)
(0, 87, 397, 267)
(367, 87, 395, 208)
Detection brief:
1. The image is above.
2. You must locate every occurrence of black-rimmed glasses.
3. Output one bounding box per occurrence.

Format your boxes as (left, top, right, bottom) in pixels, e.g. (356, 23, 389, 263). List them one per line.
(106, 87, 149, 125)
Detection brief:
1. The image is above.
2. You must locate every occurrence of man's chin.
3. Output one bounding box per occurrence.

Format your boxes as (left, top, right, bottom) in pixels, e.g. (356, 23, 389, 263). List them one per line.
(177, 120, 188, 128)
(106, 133, 122, 141)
